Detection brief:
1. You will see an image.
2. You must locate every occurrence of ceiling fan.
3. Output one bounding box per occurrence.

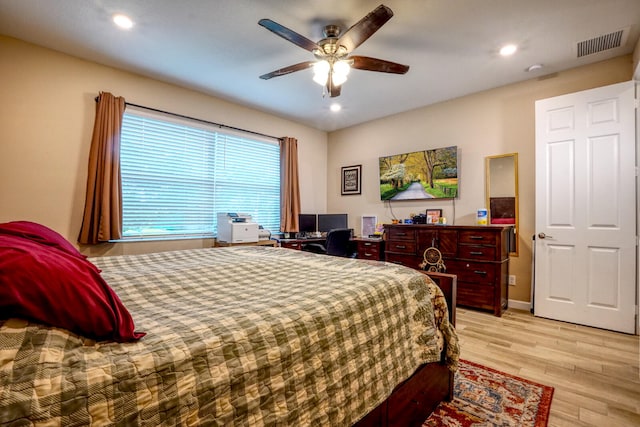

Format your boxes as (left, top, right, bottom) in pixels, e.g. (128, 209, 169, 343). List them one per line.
(258, 4, 410, 97)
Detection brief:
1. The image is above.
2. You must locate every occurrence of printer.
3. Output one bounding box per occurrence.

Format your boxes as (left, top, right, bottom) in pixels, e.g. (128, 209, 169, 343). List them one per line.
(258, 226, 271, 240)
(217, 212, 259, 243)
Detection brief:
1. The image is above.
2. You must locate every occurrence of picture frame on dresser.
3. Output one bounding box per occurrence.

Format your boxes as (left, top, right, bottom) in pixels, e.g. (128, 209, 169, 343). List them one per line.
(341, 165, 361, 195)
(426, 209, 442, 224)
(361, 215, 377, 238)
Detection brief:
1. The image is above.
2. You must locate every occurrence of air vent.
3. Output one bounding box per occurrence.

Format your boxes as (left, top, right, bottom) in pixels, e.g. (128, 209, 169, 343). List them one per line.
(576, 29, 626, 57)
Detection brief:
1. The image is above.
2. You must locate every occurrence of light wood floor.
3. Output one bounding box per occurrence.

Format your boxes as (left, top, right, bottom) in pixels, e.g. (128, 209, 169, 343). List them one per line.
(455, 308, 640, 427)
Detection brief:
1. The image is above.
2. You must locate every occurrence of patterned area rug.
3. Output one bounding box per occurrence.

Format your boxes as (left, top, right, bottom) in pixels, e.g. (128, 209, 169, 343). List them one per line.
(424, 359, 554, 427)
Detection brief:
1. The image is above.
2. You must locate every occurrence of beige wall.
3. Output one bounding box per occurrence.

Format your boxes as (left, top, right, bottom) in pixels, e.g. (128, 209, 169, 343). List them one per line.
(327, 55, 634, 303)
(0, 36, 328, 256)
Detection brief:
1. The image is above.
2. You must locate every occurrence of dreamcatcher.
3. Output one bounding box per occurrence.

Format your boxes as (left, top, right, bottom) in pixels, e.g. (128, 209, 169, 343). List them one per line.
(419, 247, 446, 272)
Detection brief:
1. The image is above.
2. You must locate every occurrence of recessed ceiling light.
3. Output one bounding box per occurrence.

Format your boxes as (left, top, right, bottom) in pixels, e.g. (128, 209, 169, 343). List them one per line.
(330, 103, 341, 112)
(113, 14, 134, 30)
(499, 44, 517, 56)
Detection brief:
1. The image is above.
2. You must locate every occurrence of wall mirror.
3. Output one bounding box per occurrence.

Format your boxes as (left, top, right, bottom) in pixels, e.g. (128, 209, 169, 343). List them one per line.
(485, 153, 519, 256)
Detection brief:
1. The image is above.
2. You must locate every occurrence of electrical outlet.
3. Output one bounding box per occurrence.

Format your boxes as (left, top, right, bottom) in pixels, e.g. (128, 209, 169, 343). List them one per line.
(508, 275, 516, 286)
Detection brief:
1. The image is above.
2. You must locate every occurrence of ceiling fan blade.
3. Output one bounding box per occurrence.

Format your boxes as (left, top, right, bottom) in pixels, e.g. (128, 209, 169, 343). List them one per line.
(327, 79, 342, 98)
(258, 19, 319, 53)
(350, 56, 409, 74)
(260, 61, 315, 80)
(337, 4, 394, 53)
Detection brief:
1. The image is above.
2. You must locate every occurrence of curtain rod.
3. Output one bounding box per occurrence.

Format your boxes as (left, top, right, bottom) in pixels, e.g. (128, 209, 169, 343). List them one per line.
(95, 96, 281, 141)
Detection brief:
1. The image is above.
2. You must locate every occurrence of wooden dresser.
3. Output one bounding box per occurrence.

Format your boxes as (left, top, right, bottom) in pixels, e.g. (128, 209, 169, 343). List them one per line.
(383, 224, 512, 316)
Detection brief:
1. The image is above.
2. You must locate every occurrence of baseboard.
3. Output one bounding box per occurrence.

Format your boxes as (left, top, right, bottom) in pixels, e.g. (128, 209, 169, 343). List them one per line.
(508, 299, 531, 311)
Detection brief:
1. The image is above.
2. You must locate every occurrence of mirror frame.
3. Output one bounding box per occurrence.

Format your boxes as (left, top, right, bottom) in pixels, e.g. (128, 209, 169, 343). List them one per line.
(485, 153, 519, 256)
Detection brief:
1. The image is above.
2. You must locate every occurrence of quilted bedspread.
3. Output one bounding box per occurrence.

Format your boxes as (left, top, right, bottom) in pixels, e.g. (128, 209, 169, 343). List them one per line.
(0, 246, 459, 426)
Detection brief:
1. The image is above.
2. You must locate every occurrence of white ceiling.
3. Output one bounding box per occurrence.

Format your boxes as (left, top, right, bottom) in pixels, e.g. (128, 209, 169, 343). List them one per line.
(1, 0, 639, 131)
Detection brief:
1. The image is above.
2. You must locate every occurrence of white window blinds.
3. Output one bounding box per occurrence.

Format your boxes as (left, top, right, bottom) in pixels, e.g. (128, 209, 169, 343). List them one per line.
(120, 108, 280, 239)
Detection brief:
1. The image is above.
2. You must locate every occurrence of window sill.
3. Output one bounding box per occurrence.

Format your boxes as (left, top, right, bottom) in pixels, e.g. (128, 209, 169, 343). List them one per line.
(109, 235, 215, 243)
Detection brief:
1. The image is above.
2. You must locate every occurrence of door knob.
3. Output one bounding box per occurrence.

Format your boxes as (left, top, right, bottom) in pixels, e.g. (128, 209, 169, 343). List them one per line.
(538, 232, 553, 239)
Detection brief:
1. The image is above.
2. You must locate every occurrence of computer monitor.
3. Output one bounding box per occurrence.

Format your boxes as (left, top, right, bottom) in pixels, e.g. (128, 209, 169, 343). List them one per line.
(298, 214, 317, 233)
(317, 213, 348, 233)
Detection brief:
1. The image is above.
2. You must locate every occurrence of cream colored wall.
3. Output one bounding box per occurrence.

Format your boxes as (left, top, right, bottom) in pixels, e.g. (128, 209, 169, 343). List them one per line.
(327, 55, 634, 303)
(0, 36, 327, 256)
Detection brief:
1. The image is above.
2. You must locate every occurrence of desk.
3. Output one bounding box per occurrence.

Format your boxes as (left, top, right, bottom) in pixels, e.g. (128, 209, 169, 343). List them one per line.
(280, 237, 384, 260)
(279, 238, 324, 250)
(215, 239, 278, 247)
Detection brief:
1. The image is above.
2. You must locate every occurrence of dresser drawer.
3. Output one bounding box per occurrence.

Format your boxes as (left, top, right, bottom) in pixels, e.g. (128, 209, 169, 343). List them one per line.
(359, 251, 382, 260)
(458, 245, 496, 261)
(457, 281, 495, 310)
(386, 240, 417, 254)
(281, 241, 303, 250)
(358, 245, 380, 256)
(446, 260, 496, 284)
(387, 227, 416, 241)
(357, 240, 383, 260)
(458, 230, 498, 245)
(385, 253, 422, 269)
(358, 240, 381, 251)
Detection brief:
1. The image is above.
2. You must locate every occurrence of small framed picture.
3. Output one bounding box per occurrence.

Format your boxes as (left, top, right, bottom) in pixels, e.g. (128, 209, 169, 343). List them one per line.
(426, 209, 442, 224)
(361, 214, 377, 237)
(341, 165, 362, 195)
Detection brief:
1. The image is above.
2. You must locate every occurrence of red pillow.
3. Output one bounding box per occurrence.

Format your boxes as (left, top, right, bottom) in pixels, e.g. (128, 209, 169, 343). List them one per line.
(0, 221, 86, 260)
(0, 235, 145, 342)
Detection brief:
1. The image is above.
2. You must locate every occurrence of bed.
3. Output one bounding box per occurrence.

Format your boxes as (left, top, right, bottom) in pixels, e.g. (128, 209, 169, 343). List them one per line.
(0, 235, 459, 426)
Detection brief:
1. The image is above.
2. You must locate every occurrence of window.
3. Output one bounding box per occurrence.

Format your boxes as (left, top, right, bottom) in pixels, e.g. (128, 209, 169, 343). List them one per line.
(119, 107, 280, 239)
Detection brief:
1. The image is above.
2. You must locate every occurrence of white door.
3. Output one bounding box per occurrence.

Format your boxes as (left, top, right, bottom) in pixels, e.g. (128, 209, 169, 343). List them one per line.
(534, 81, 636, 334)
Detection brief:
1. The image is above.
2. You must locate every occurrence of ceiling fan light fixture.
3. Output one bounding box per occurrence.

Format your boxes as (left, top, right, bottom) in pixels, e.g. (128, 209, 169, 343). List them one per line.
(313, 60, 330, 85)
(313, 72, 329, 86)
(333, 60, 351, 76)
(331, 60, 350, 87)
(313, 60, 330, 74)
(258, 5, 409, 97)
(332, 72, 347, 86)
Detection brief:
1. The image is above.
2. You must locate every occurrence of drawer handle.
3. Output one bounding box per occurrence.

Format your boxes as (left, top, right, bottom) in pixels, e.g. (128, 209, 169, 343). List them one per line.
(469, 236, 485, 240)
(396, 245, 406, 249)
(473, 270, 488, 275)
(470, 251, 484, 255)
(396, 232, 407, 236)
(365, 252, 373, 257)
(364, 242, 372, 246)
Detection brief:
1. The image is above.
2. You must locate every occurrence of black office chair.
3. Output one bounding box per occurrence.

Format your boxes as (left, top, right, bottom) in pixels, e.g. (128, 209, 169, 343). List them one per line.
(305, 228, 354, 257)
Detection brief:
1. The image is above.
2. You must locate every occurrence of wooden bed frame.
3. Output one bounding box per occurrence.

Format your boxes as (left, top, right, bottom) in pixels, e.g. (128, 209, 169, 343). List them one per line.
(354, 271, 457, 427)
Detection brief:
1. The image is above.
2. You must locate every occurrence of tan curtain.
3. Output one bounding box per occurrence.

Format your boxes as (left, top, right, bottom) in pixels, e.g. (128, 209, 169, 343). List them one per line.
(78, 92, 126, 244)
(280, 137, 301, 232)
